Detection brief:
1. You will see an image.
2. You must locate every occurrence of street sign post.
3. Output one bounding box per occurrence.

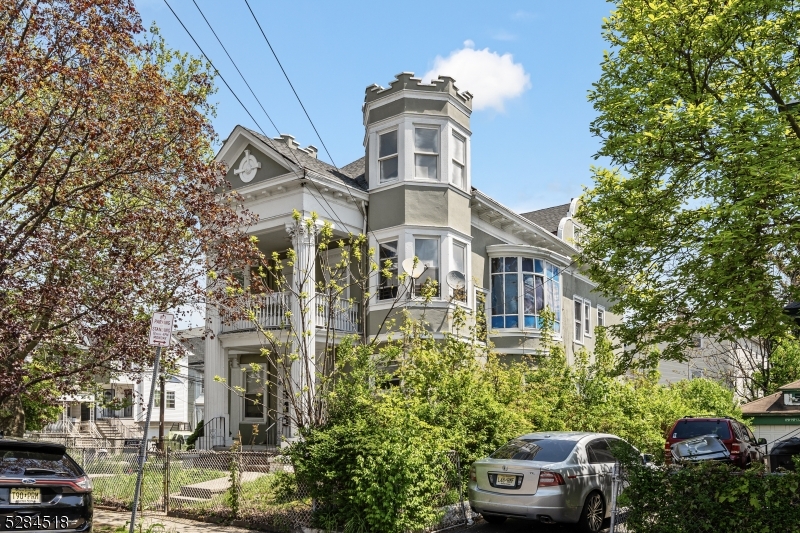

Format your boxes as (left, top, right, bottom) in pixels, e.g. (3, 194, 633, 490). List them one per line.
(130, 312, 174, 533)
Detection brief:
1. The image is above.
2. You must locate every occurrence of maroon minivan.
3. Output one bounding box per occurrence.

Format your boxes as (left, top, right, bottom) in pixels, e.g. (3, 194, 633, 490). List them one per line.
(664, 417, 766, 468)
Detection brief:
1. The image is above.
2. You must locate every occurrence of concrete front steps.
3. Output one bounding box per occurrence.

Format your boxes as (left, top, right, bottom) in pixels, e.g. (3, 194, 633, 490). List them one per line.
(169, 472, 266, 508)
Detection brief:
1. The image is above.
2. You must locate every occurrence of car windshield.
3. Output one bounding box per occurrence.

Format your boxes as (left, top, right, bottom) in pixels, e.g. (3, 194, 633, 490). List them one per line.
(671, 420, 731, 440)
(490, 438, 577, 462)
(0, 447, 81, 477)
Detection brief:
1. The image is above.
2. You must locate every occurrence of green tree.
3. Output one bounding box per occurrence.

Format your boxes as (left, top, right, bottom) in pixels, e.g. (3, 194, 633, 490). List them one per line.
(579, 0, 800, 394)
(0, 1, 254, 435)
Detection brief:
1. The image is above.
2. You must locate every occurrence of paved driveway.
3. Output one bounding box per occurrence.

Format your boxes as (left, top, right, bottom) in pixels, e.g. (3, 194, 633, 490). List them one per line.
(451, 516, 610, 532)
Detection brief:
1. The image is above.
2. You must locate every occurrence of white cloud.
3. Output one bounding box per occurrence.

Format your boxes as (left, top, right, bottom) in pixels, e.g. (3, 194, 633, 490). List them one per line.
(422, 44, 531, 112)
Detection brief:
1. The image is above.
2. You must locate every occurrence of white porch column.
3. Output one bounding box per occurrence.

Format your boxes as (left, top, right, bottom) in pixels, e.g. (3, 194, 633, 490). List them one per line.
(284, 218, 321, 440)
(229, 356, 241, 441)
(203, 304, 229, 447)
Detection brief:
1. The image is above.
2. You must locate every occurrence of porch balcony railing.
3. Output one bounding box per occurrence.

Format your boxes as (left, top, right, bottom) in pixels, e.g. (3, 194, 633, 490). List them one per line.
(220, 291, 359, 334)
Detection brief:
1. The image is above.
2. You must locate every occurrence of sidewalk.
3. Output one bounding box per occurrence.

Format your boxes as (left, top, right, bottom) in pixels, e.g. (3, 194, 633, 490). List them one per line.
(94, 509, 255, 533)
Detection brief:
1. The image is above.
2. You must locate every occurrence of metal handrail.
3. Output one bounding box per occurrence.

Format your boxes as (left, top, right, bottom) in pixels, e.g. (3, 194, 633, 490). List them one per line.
(197, 416, 226, 450)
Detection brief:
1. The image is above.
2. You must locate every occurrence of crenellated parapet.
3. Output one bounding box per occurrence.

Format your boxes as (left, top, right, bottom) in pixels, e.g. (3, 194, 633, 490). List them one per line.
(364, 72, 473, 109)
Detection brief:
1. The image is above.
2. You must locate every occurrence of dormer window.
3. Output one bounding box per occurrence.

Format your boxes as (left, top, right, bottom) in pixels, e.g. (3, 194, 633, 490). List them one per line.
(379, 130, 398, 182)
(414, 127, 439, 180)
(451, 133, 465, 188)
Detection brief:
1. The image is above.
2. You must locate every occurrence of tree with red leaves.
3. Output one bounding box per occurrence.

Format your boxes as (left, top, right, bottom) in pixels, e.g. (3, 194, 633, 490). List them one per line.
(0, 0, 254, 435)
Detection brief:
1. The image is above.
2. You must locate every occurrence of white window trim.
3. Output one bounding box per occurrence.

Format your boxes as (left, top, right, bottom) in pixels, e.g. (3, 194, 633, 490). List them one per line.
(242, 368, 267, 422)
(378, 128, 399, 183)
(166, 390, 176, 410)
(412, 235, 441, 299)
(450, 239, 469, 306)
(488, 256, 562, 333)
(597, 305, 605, 328)
(573, 295, 584, 345)
(584, 299, 592, 338)
(413, 125, 440, 181)
(451, 132, 466, 189)
(377, 238, 400, 301)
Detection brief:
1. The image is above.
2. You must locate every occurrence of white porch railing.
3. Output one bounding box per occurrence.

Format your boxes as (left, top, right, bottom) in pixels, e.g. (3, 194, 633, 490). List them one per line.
(220, 291, 359, 334)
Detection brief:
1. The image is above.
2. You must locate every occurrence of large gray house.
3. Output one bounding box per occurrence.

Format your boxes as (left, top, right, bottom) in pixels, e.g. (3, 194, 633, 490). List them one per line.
(201, 72, 617, 448)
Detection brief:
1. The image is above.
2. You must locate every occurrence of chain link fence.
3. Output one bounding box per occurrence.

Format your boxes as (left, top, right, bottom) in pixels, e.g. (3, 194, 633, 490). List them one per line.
(608, 461, 629, 533)
(62, 444, 468, 532)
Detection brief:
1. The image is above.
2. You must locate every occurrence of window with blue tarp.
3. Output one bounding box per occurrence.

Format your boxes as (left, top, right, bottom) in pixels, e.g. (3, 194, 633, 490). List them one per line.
(491, 256, 561, 332)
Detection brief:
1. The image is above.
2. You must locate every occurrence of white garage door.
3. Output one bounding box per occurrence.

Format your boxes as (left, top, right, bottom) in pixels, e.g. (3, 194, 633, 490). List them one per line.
(754, 425, 800, 453)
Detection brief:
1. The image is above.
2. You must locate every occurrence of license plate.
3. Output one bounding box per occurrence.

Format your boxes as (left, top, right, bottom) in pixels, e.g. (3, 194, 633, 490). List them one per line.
(496, 474, 516, 486)
(9, 488, 40, 504)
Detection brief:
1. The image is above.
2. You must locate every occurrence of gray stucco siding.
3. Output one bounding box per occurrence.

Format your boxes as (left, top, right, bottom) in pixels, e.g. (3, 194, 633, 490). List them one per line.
(224, 143, 291, 190)
(469, 227, 506, 288)
(368, 187, 406, 231)
(366, 97, 470, 130)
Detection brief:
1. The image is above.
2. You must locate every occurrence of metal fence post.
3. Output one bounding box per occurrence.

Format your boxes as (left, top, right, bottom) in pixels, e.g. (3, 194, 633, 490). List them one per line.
(163, 449, 170, 514)
(609, 461, 619, 533)
(130, 345, 162, 533)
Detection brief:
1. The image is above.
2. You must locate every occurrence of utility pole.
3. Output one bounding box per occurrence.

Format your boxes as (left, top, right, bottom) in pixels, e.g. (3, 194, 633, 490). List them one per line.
(158, 374, 166, 451)
(131, 312, 173, 533)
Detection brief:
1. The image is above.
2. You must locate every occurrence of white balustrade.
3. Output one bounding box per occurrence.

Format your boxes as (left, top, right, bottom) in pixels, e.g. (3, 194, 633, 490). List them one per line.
(220, 292, 358, 334)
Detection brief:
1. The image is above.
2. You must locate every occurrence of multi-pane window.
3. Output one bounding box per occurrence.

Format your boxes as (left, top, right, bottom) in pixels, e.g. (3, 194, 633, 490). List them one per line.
(244, 369, 263, 419)
(451, 134, 465, 188)
(166, 391, 175, 409)
(574, 298, 583, 343)
(414, 238, 439, 297)
(491, 257, 561, 331)
(452, 241, 467, 303)
(379, 130, 398, 182)
(584, 300, 591, 337)
(597, 306, 605, 328)
(378, 240, 399, 300)
(414, 128, 439, 179)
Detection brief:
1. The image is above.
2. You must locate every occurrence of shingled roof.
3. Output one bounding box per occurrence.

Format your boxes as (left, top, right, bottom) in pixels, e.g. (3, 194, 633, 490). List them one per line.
(519, 203, 571, 235)
(246, 128, 367, 191)
(741, 392, 800, 416)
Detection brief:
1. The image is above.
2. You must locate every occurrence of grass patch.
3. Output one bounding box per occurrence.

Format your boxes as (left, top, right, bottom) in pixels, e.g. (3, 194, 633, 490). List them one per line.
(92, 464, 225, 510)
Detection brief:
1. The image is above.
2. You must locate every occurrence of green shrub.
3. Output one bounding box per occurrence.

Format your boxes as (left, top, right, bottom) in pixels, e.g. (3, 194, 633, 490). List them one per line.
(618, 458, 800, 532)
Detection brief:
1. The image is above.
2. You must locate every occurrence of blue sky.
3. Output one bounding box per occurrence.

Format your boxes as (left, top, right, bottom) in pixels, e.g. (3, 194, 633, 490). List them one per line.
(135, 0, 614, 213)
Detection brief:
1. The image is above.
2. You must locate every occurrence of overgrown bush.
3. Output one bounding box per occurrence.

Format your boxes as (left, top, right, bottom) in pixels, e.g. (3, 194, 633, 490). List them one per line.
(290, 309, 745, 531)
(617, 456, 800, 532)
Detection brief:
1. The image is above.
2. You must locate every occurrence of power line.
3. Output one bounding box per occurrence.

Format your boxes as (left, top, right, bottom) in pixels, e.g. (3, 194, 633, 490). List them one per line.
(240, 0, 374, 226)
(164, 0, 350, 232)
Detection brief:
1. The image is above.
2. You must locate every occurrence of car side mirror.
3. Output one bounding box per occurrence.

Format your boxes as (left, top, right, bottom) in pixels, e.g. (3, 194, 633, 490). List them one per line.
(641, 454, 654, 464)
(757, 438, 767, 446)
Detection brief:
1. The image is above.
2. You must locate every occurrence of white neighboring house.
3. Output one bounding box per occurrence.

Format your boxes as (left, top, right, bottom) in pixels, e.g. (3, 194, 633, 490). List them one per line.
(42, 333, 195, 443)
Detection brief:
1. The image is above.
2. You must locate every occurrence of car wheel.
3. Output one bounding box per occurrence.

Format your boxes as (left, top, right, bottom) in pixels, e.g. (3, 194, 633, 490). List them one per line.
(481, 514, 507, 525)
(578, 491, 605, 533)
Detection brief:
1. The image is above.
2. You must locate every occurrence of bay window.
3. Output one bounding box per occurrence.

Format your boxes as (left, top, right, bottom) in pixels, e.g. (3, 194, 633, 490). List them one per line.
(452, 241, 467, 303)
(451, 133, 465, 188)
(414, 127, 439, 179)
(379, 130, 398, 182)
(491, 257, 561, 331)
(414, 237, 439, 297)
(378, 240, 399, 300)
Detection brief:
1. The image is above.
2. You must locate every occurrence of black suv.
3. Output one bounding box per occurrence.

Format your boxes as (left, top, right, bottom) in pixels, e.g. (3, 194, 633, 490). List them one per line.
(0, 439, 93, 532)
(664, 417, 766, 468)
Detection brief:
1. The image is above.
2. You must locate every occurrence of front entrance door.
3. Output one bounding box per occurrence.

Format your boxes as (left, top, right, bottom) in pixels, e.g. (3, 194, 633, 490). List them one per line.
(123, 389, 133, 417)
(80, 403, 90, 421)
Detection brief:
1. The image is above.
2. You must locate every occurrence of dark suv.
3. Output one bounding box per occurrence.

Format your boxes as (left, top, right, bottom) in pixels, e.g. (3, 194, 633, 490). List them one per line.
(0, 439, 93, 532)
(664, 417, 766, 468)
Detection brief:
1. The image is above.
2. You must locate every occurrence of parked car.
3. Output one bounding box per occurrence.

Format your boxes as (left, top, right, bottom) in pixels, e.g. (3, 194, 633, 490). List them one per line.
(468, 432, 643, 532)
(0, 438, 93, 532)
(767, 436, 800, 472)
(670, 434, 731, 465)
(664, 417, 766, 468)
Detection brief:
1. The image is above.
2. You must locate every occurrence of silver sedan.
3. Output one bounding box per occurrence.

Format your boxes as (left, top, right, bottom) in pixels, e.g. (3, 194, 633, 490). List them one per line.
(468, 432, 632, 532)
